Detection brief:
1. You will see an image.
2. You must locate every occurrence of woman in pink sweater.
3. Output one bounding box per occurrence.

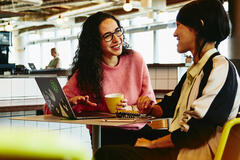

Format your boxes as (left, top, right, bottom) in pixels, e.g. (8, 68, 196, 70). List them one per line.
(44, 12, 163, 146)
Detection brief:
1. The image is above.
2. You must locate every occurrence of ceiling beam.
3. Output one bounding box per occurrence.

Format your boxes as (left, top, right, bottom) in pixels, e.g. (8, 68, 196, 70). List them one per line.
(167, 0, 191, 5)
(18, 24, 55, 34)
(0, 11, 25, 18)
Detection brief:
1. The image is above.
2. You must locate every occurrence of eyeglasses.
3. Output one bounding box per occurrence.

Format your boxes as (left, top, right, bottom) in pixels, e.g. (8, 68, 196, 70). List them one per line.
(101, 27, 124, 42)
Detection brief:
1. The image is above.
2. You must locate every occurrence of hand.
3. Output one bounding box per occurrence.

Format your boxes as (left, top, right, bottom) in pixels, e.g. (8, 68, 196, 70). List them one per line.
(69, 95, 97, 107)
(135, 136, 174, 149)
(116, 99, 128, 110)
(136, 135, 174, 149)
(137, 96, 154, 114)
(135, 138, 153, 148)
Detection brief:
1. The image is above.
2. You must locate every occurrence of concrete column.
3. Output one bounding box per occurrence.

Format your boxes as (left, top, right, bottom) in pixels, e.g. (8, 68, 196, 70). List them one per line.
(228, 0, 240, 74)
(153, 11, 159, 63)
(153, 30, 160, 63)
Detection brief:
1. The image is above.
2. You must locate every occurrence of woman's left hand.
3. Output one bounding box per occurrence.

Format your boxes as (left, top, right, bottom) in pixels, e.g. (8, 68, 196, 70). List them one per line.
(135, 138, 153, 148)
(135, 135, 174, 149)
(116, 99, 128, 110)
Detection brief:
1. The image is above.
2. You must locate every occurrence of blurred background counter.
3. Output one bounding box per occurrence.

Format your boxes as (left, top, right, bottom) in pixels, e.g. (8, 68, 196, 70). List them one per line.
(147, 63, 186, 99)
(0, 63, 187, 100)
(0, 74, 68, 100)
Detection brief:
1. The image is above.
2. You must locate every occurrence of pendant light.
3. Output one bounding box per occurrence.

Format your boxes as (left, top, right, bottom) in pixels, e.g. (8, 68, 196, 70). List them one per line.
(5, 22, 13, 31)
(123, 0, 133, 12)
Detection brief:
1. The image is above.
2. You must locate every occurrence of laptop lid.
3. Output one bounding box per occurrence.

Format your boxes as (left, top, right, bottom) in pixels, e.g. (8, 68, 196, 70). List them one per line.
(35, 77, 77, 119)
(35, 77, 115, 120)
(28, 63, 36, 70)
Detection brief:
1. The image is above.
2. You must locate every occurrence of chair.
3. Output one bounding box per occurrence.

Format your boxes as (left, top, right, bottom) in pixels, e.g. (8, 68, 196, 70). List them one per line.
(214, 118, 240, 160)
(0, 127, 91, 160)
(147, 118, 171, 130)
(147, 96, 172, 130)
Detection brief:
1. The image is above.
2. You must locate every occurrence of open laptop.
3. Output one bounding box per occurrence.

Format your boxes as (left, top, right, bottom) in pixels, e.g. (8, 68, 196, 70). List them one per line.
(28, 63, 37, 70)
(35, 77, 115, 120)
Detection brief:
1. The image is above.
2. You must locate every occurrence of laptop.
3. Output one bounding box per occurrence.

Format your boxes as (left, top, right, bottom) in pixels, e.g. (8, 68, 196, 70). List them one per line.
(28, 63, 37, 70)
(35, 77, 115, 120)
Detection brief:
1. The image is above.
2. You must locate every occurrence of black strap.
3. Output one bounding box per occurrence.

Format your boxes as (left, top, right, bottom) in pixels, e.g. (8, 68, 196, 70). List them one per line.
(197, 52, 220, 98)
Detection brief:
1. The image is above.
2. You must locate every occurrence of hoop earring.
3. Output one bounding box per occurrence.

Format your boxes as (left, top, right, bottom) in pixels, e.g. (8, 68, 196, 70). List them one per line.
(200, 19, 204, 27)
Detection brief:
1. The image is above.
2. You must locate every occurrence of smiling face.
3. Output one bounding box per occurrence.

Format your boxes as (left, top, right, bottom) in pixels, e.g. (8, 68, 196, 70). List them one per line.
(99, 18, 123, 58)
(173, 21, 197, 55)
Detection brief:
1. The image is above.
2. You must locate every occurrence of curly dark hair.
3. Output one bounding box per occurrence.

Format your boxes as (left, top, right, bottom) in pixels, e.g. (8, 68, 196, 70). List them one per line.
(177, 0, 230, 57)
(69, 12, 132, 102)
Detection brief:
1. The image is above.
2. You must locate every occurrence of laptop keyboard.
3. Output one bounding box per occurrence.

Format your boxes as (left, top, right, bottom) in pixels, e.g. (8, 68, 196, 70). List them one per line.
(116, 111, 141, 118)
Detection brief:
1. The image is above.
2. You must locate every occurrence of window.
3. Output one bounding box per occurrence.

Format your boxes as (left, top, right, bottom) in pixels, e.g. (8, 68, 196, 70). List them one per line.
(42, 30, 55, 39)
(41, 42, 55, 68)
(28, 33, 40, 41)
(218, 37, 230, 58)
(26, 44, 41, 69)
(20, 5, 231, 68)
(131, 16, 153, 25)
(131, 31, 153, 64)
(56, 28, 71, 38)
(157, 27, 183, 63)
(56, 41, 72, 69)
(72, 26, 82, 36)
(72, 39, 79, 59)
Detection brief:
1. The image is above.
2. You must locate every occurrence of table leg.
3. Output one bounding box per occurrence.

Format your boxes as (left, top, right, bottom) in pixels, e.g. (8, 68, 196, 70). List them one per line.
(92, 125, 101, 154)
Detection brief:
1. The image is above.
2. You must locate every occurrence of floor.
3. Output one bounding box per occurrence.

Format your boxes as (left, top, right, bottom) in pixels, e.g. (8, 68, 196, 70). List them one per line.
(0, 110, 93, 159)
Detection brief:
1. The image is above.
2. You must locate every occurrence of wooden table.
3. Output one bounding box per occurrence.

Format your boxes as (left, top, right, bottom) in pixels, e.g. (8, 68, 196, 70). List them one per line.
(11, 114, 156, 153)
(0, 98, 45, 112)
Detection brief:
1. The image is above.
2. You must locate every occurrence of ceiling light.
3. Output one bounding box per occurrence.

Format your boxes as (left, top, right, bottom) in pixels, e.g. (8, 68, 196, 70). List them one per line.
(56, 15, 63, 24)
(123, 0, 133, 12)
(5, 22, 13, 31)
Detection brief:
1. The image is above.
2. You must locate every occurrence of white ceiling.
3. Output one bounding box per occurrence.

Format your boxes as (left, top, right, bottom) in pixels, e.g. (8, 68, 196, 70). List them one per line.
(0, 0, 191, 33)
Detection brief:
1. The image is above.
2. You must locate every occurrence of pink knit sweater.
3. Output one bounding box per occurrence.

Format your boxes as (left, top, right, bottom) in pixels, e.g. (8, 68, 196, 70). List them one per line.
(45, 51, 155, 130)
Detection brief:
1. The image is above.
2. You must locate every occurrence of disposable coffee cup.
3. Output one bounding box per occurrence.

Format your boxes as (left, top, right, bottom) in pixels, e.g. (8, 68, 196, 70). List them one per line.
(105, 93, 124, 113)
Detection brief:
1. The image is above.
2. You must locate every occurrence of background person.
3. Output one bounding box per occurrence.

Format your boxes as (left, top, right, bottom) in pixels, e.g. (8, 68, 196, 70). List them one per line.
(44, 12, 164, 146)
(46, 48, 60, 69)
(94, 0, 240, 159)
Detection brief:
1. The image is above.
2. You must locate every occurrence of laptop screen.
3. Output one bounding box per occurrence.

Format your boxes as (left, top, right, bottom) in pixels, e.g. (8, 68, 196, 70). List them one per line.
(28, 63, 36, 70)
(35, 77, 116, 120)
(35, 77, 76, 119)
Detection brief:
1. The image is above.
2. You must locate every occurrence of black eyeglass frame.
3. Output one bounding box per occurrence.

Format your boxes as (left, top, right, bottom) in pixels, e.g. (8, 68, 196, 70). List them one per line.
(101, 27, 124, 42)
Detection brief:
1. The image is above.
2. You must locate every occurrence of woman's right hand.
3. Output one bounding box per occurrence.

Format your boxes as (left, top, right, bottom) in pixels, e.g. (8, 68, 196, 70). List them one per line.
(69, 95, 97, 107)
